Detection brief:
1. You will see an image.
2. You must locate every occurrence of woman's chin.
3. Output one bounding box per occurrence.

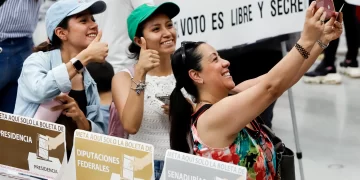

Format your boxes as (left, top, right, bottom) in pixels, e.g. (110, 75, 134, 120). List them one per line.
(159, 46, 176, 55)
(226, 81, 236, 90)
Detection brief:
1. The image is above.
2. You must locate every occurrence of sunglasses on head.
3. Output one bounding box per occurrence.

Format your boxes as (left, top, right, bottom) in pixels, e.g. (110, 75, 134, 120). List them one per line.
(181, 41, 196, 63)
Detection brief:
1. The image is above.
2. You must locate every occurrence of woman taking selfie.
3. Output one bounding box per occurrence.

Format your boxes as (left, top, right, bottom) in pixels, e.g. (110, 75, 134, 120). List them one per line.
(111, 2, 182, 179)
(169, 2, 343, 179)
(14, 0, 108, 158)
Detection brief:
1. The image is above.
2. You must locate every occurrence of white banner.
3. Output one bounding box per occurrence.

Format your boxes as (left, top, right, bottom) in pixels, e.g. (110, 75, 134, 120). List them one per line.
(155, 0, 308, 50)
(345, 0, 360, 5)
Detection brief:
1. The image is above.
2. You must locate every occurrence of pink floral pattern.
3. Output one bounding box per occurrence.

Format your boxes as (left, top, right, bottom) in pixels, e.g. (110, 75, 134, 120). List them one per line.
(191, 123, 276, 180)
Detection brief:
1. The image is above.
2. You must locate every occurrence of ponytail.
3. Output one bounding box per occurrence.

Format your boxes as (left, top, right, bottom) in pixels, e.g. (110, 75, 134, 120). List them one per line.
(169, 41, 205, 153)
(33, 41, 58, 52)
(127, 42, 141, 60)
(169, 86, 194, 153)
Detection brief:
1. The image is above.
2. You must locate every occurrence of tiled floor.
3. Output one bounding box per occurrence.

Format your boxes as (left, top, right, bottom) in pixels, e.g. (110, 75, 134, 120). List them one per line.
(273, 56, 360, 180)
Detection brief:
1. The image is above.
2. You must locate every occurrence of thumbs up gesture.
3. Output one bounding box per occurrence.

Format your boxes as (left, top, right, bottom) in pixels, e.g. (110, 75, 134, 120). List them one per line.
(137, 37, 160, 73)
(80, 30, 109, 63)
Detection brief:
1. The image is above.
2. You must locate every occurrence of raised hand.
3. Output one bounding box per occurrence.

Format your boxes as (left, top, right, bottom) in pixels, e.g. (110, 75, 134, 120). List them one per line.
(77, 30, 109, 63)
(136, 37, 160, 74)
(321, 12, 343, 44)
(300, 1, 327, 45)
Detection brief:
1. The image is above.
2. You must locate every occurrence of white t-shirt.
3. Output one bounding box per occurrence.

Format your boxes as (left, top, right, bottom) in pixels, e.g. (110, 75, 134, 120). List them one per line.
(94, 0, 154, 73)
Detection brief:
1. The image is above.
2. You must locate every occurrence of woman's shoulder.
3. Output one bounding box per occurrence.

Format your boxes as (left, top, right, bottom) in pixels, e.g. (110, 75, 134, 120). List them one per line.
(23, 50, 52, 66)
(113, 69, 133, 80)
(112, 69, 133, 90)
(28, 50, 51, 59)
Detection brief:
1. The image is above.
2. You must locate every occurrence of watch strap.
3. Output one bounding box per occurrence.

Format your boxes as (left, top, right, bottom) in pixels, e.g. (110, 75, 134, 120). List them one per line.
(70, 58, 84, 73)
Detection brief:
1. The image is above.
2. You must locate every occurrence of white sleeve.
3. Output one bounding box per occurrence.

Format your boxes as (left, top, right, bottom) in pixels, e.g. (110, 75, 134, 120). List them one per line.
(130, 0, 155, 9)
(119, 68, 133, 78)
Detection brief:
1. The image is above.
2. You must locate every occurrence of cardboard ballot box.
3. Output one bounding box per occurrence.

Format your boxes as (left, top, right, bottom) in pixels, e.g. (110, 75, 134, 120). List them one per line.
(28, 152, 61, 179)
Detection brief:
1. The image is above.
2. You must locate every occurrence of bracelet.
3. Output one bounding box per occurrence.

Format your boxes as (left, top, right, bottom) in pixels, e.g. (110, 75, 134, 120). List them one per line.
(131, 78, 146, 95)
(316, 40, 328, 49)
(294, 43, 310, 59)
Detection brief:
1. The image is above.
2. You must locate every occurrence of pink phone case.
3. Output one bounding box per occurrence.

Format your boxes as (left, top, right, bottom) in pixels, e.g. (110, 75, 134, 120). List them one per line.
(34, 93, 67, 123)
(316, 0, 335, 20)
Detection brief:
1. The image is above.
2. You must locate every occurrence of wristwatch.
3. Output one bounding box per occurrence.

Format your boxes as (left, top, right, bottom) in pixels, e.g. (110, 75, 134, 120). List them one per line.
(70, 58, 84, 73)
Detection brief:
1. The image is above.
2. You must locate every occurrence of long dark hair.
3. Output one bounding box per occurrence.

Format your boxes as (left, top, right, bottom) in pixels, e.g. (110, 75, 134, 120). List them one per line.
(33, 16, 72, 52)
(169, 41, 205, 153)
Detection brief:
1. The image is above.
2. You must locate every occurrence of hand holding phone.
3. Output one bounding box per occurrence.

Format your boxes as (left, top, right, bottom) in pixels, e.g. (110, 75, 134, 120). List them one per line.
(315, 0, 336, 20)
(155, 94, 170, 105)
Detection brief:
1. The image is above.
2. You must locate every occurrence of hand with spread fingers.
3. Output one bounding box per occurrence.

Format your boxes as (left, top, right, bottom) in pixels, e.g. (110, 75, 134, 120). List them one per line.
(300, 1, 327, 45)
(319, 12, 344, 45)
(51, 94, 90, 131)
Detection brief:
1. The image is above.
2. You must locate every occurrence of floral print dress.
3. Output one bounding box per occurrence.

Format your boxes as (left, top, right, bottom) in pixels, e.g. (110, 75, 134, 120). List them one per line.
(191, 104, 277, 180)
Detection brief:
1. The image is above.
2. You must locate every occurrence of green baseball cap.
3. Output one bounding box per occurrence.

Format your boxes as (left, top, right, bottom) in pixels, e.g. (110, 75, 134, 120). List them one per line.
(127, 2, 180, 42)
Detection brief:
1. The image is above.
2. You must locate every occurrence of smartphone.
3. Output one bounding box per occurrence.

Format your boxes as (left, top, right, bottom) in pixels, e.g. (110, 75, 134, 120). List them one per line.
(316, 0, 335, 20)
(155, 94, 170, 105)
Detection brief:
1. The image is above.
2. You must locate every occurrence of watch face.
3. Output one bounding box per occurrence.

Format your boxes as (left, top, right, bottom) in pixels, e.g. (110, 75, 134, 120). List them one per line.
(73, 60, 84, 71)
